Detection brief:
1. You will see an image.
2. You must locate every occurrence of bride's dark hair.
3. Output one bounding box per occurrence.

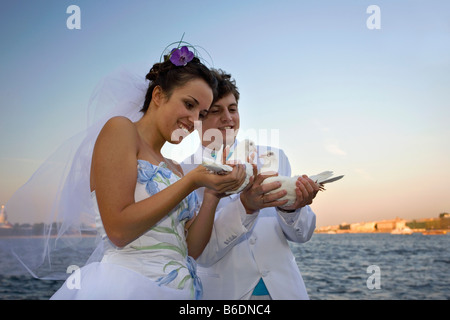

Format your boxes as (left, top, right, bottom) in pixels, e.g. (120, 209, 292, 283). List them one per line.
(141, 57, 217, 113)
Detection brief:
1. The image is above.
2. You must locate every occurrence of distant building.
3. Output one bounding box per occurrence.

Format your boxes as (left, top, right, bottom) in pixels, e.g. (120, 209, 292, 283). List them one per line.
(0, 205, 13, 229)
(375, 218, 406, 232)
(316, 213, 450, 234)
(350, 222, 377, 232)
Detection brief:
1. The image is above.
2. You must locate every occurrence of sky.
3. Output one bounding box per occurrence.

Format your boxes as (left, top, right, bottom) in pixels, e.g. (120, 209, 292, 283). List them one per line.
(1, 0, 449, 227)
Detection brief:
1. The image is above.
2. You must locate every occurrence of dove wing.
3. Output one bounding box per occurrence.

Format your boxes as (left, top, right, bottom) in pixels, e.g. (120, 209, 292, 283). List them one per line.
(318, 175, 344, 184)
(308, 171, 334, 183)
(202, 161, 233, 174)
(308, 171, 344, 184)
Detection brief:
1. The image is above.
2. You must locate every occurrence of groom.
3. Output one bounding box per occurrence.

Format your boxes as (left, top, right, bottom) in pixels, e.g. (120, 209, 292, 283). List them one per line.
(181, 69, 319, 300)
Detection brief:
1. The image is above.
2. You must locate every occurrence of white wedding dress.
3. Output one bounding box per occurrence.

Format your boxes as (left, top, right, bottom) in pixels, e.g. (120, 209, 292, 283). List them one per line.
(51, 160, 202, 300)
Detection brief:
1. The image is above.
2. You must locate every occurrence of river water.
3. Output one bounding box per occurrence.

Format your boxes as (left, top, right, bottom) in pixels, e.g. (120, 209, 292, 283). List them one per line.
(1, 233, 448, 300)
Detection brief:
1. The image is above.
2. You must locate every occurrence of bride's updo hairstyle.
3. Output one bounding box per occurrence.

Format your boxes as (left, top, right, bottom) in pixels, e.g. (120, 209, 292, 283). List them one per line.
(141, 52, 217, 113)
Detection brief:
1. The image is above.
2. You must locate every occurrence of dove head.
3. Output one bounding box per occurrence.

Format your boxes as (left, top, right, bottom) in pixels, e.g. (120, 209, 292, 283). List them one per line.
(240, 139, 257, 158)
(259, 150, 279, 173)
(228, 139, 257, 164)
(245, 140, 257, 154)
(245, 140, 257, 163)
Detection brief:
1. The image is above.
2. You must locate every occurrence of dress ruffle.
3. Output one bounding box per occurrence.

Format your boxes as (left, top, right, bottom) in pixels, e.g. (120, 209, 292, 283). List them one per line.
(51, 262, 191, 300)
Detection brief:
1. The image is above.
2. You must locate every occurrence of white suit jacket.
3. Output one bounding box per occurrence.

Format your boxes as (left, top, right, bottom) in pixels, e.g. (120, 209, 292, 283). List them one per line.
(181, 144, 316, 300)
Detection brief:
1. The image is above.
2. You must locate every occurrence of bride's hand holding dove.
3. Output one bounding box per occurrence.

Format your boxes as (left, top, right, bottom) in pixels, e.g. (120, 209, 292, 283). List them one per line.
(188, 163, 248, 195)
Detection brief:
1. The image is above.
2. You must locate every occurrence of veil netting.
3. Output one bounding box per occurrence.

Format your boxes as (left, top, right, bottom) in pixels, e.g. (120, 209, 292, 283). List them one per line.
(5, 64, 149, 280)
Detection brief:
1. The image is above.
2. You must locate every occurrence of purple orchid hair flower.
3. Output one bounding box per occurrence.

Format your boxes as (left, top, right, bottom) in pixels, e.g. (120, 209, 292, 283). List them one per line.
(169, 46, 194, 66)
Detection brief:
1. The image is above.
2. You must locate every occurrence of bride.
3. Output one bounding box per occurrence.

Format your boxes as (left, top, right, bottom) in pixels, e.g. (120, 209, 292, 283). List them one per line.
(9, 43, 247, 300)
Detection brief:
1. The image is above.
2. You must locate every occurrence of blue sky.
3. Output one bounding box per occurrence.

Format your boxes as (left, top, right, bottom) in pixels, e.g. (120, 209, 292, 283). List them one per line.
(1, 0, 449, 226)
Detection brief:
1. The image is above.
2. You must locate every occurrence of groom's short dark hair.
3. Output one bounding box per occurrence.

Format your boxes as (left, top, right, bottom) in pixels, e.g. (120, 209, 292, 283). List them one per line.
(210, 69, 240, 103)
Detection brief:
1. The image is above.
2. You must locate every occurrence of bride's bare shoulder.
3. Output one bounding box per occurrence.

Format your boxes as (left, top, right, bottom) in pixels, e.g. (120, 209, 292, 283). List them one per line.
(95, 116, 139, 149)
(104, 116, 135, 128)
(100, 116, 137, 135)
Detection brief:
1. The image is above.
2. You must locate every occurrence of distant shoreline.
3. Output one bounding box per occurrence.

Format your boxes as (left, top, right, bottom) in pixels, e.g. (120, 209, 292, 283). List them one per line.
(316, 214, 450, 235)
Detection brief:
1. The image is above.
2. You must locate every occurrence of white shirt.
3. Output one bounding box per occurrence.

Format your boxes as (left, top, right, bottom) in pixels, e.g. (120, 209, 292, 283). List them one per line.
(181, 144, 316, 300)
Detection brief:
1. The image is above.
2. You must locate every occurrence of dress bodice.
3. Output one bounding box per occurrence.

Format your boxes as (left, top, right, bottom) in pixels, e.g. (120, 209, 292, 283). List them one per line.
(92, 159, 201, 299)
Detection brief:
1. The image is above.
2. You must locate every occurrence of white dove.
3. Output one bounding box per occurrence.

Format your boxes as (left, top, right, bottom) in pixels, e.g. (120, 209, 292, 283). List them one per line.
(259, 151, 344, 208)
(227, 139, 257, 164)
(202, 140, 256, 194)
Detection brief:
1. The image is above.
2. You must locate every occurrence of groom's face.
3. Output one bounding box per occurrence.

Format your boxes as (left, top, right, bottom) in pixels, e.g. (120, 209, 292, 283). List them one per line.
(200, 93, 240, 148)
